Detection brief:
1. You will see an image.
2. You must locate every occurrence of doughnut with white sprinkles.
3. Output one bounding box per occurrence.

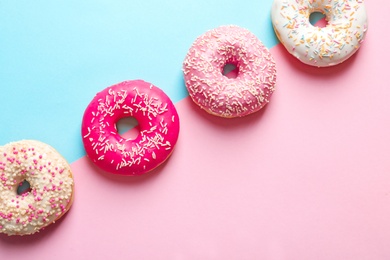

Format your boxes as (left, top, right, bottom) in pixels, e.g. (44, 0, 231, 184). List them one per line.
(271, 0, 368, 67)
(0, 140, 74, 236)
(81, 80, 180, 176)
(183, 25, 277, 118)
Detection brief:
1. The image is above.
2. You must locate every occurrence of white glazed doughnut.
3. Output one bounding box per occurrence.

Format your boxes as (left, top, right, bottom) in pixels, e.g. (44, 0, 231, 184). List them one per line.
(271, 0, 368, 67)
(0, 140, 74, 236)
(183, 25, 277, 118)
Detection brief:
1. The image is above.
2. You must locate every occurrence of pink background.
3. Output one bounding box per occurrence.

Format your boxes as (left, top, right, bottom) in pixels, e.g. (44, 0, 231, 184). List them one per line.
(2, 1, 390, 259)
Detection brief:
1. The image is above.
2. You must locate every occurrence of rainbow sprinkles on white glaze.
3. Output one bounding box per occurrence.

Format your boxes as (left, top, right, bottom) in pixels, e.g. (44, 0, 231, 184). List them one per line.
(271, 0, 368, 67)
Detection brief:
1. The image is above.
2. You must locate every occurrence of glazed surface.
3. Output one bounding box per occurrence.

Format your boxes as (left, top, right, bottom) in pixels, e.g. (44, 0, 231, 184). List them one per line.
(271, 0, 368, 67)
(81, 80, 180, 175)
(0, 140, 74, 236)
(183, 25, 277, 118)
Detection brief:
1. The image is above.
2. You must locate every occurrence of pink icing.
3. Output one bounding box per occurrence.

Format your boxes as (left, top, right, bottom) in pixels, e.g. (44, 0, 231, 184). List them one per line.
(183, 25, 277, 118)
(81, 80, 180, 176)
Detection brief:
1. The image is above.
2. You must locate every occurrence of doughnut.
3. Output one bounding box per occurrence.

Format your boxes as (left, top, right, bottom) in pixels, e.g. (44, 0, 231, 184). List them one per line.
(0, 140, 74, 236)
(271, 0, 368, 67)
(183, 25, 277, 118)
(81, 80, 180, 176)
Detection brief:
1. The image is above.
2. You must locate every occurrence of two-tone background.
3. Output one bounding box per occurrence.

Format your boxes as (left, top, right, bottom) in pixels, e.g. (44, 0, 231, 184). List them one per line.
(1, 1, 390, 259)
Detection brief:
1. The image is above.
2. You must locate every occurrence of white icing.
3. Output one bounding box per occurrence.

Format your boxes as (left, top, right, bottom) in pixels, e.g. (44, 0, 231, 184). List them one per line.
(271, 0, 368, 67)
(0, 140, 74, 236)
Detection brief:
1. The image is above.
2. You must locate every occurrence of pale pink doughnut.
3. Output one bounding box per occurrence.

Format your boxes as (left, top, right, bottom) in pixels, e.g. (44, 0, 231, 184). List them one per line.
(81, 80, 180, 176)
(183, 25, 277, 118)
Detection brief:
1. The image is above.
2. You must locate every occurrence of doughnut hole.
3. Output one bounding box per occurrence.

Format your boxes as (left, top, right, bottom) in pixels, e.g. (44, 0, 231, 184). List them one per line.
(17, 180, 31, 195)
(309, 11, 327, 28)
(222, 62, 239, 79)
(116, 116, 140, 140)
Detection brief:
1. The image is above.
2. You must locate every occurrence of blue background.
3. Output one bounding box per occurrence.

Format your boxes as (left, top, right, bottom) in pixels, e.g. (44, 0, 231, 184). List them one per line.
(0, 0, 280, 162)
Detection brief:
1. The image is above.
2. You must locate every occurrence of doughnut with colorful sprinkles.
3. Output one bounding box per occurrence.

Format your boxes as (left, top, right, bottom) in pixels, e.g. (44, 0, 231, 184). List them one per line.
(81, 80, 180, 176)
(183, 25, 277, 118)
(0, 140, 74, 236)
(271, 0, 368, 67)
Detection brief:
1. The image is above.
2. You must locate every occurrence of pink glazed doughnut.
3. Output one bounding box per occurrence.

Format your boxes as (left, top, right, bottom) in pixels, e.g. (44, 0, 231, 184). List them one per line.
(81, 80, 180, 176)
(183, 25, 277, 118)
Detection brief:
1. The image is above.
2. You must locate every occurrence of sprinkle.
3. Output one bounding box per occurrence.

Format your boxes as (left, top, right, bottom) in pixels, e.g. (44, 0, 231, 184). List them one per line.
(183, 25, 276, 117)
(271, 0, 367, 67)
(0, 141, 73, 235)
(81, 81, 179, 175)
